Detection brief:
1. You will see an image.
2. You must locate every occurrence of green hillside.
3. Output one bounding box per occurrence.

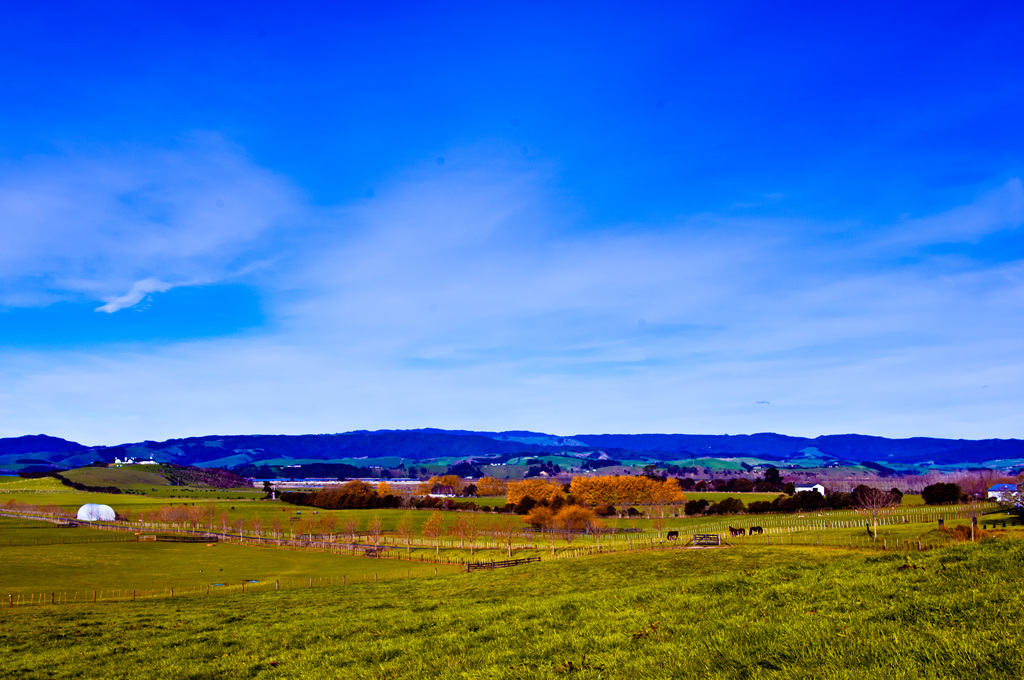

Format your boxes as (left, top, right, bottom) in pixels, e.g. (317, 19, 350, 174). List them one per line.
(61, 466, 171, 488)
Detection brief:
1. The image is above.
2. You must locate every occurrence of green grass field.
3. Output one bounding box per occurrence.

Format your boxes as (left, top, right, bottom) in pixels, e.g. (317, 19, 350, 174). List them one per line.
(62, 466, 171, 487)
(1, 538, 1022, 678)
(0, 534, 458, 600)
(3, 473, 1022, 678)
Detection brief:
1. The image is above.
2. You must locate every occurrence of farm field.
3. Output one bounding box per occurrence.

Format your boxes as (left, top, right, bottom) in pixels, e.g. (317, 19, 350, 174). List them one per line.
(0, 524, 457, 599)
(2, 538, 1022, 679)
(61, 467, 171, 487)
(2, 472, 1007, 550)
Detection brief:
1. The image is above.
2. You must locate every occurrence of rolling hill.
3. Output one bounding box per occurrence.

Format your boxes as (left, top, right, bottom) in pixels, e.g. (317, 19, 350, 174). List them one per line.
(1, 429, 1022, 476)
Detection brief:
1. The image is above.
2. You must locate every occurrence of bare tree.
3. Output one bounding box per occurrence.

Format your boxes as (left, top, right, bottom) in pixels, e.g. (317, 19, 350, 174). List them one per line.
(319, 514, 337, 542)
(343, 515, 360, 548)
(422, 511, 446, 555)
(650, 504, 667, 540)
(396, 513, 415, 557)
(588, 513, 606, 550)
(525, 506, 556, 555)
(494, 513, 521, 558)
(249, 516, 263, 542)
(448, 514, 469, 548)
(1009, 478, 1024, 509)
(465, 513, 482, 556)
(187, 506, 204, 531)
(367, 515, 383, 547)
(553, 506, 595, 549)
(852, 485, 899, 539)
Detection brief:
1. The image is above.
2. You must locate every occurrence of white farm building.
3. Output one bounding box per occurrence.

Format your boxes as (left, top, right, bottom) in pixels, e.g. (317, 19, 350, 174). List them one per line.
(76, 503, 116, 522)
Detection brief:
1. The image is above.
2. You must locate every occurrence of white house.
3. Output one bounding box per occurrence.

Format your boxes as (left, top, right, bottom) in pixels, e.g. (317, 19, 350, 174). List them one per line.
(113, 457, 158, 466)
(988, 483, 1019, 504)
(794, 483, 826, 495)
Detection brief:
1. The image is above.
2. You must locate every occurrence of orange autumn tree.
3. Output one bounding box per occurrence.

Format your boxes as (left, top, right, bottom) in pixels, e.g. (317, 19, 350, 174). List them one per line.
(569, 475, 684, 508)
(506, 479, 564, 506)
(476, 476, 508, 497)
(417, 475, 463, 496)
(553, 505, 596, 549)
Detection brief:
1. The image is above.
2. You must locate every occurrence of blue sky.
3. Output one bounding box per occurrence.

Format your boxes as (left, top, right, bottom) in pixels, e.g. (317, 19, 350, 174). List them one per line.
(1, 1, 1022, 445)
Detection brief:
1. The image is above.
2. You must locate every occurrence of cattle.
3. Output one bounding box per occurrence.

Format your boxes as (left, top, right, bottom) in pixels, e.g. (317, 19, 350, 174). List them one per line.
(667, 530, 679, 541)
(748, 526, 764, 535)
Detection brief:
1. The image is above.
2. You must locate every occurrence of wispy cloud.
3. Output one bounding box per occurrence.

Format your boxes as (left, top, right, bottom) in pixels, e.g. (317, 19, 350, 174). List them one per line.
(1, 143, 1022, 443)
(882, 179, 1024, 248)
(94, 278, 175, 313)
(0, 134, 303, 309)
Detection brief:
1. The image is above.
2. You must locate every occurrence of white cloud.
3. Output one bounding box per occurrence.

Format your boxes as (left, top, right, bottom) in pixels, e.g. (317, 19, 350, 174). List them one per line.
(0, 134, 303, 308)
(95, 278, 175, 313)
(883, 178, 1024, 247)
(0, 147, 1022, 443)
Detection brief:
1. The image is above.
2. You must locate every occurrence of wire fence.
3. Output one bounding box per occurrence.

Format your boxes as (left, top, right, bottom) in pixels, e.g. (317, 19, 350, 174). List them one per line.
(3, 569, 448, 609)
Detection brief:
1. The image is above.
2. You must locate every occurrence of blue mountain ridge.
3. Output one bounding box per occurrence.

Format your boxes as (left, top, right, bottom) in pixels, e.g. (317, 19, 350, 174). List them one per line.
(1, 429, 1022, 472)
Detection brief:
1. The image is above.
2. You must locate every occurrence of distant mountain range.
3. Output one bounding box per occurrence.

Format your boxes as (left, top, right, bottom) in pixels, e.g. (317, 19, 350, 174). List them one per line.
(2, 429, 1024, 477)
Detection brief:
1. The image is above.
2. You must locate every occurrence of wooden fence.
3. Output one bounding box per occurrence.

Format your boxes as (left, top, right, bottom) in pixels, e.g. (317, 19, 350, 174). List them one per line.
(466, 557, 541, 572)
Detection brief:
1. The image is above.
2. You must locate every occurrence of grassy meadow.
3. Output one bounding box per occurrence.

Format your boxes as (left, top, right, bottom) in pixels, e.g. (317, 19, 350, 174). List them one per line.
(3, 471, 1023, 677)
(0, 520, 458, 601)
(2, 539, 1023, 679)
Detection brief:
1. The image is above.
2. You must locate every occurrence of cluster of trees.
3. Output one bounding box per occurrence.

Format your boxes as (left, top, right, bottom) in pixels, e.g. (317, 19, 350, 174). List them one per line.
(742, 486, 904, 514)
(3, 499, 67, 518)
(279, 480, 403, 510)
(416, 475, 464, 496)
(475, 476, 508, 496)
(412, 510, 524, 557)
(568, 475, 684, 506)
(524, 460, 562, 477)
(523, 505, 601, 553)
(675, 468, 794, 494)
(506, 479, 565, 506)
(52, 472, 122, 495)
(921, 482, 967, 505)
(684, 497, 744, 516)
(157, 464, 252, 489)
(409, 496, 489, 511)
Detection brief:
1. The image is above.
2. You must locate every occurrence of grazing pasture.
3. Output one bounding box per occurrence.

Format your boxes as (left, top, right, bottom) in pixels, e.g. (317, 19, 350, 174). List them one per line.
(2, 540, 1022, 678)
(3, 473, 1023, 677)
(61, 467, 171, 488)
(0, 534, 456, 600)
